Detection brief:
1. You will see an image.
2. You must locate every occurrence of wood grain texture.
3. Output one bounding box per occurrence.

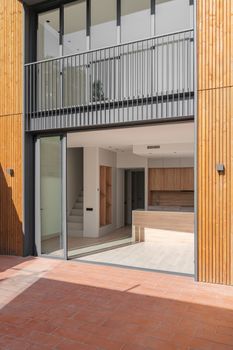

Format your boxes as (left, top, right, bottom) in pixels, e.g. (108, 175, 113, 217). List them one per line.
(0, 0, 23, 256)
(197, 0, 233, 285)
(133, 210, 194, 234)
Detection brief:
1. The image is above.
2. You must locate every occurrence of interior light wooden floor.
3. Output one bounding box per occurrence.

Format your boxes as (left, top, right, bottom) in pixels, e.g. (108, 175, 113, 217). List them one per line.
(41, 226, 132, 257)
(77, 229, 195, 275)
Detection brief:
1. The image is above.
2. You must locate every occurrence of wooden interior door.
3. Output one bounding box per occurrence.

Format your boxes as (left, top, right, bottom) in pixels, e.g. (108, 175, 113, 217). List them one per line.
(100, 166, 112, 227)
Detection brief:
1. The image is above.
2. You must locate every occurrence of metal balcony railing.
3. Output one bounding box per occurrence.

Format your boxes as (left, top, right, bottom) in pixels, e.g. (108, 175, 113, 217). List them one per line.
(25, 29, 194, 131)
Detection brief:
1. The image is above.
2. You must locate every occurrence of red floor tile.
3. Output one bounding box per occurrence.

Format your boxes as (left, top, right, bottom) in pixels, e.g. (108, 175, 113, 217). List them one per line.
(0, 256, 232, 350)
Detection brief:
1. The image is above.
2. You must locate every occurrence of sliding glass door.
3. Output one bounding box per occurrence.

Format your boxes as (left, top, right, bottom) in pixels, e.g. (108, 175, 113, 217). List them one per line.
(35, 135, 67, 258)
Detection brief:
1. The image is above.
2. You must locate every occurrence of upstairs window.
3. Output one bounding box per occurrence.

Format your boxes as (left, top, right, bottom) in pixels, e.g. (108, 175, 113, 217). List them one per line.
(121, 0, 151, 43)
(37, 9, 60, 60)
(91, 0, 117, 49)
(155, 0, 193, 35)
(64, 0, 87, 55)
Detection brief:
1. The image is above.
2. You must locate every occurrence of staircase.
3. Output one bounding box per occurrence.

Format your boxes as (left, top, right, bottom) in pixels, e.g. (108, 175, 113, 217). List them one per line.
(68, 190, 83, 237)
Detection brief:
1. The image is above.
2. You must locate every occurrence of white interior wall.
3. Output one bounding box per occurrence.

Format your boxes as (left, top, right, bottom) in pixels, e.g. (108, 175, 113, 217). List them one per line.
(148, 157, 194, 168)
(83, 147, 100, 237)
(67, 148, 83, 214)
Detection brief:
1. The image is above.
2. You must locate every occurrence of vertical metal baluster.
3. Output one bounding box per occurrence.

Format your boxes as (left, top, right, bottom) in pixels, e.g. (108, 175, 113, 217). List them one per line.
(113, 47, 116, 123)
(156, 38, 158, 119)
(177, 34, 180, 117)
(141, 41, 144, 119)
(55, 59, 57, 129)
(131, 43, 134, 121)
(136, 41, 139, 121)
(68, 56, 74, 127)
(40, 63, 43, 129)
(90, 52, 93, 126)
(44, 62, 47, 130)
(74, 55, 77, 126)
(161, 37, 164, 119)
(78, 54, 81, 126)
(109, 47, 111, 124)
(126, 42, 129, 121)
(85, 53, 88, 126)
(122, 45, 125, 122)
(104, 49, 106, 124)
(182, 33, 185, 116)
(32, 64, 35, 129)
(116, 46, 121, 122)
(172, 35, 175, 118)
(94, 50, 97, 124)
(151, 38, 154, 120)
(187, 31, 190, 116)
(146, 39, 149, 120)
(166, 35, 169, 118)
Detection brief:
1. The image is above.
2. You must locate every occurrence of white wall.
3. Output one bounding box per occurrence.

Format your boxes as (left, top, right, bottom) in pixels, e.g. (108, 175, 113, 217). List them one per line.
(67, 148, 83, 214)
(148, 157, 194, 168)
(83, 147, 100, 237)
(117, 151, 147, 168)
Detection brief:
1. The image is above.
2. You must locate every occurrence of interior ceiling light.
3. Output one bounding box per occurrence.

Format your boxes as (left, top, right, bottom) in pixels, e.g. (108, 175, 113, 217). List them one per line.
(147, 145, 160, 149)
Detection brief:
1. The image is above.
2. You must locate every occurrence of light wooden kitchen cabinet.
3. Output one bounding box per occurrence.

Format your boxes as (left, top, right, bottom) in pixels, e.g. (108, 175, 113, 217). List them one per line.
(180, 168, 194, 190)
(149, 168, 194, 191)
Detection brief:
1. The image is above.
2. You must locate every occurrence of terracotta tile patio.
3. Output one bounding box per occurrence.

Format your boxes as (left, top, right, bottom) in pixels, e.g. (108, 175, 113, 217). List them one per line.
(0, 256, 233, 350)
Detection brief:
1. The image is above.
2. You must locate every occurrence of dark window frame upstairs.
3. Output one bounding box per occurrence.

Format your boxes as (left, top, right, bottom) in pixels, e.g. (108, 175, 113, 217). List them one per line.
(26, 0, 194, 64)
(25, 0, 156, 63)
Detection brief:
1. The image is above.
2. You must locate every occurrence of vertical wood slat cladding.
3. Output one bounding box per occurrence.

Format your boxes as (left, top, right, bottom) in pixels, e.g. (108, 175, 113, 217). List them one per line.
(197, 0, 233, 285)
(0, 0, 23, 256)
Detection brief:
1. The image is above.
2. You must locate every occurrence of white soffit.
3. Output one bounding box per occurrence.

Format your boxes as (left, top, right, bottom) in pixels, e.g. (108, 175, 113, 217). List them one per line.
(67, 122, 194, 157)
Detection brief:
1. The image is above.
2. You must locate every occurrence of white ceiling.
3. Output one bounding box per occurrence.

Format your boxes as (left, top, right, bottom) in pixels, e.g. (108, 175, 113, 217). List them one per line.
(67, 122, 194, 158)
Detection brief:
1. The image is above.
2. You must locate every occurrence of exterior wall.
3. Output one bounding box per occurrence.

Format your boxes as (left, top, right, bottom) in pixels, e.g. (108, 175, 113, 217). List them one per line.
(0, 0, 23, 256)
(197, 0, 233, 284)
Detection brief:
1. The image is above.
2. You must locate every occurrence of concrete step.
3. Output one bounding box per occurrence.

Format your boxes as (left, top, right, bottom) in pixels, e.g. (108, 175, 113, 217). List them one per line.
(68, 215, 83, 223)
(68, 222, 83, 230)
(71, 208, 83, 216)
(74, 202, 83, 209)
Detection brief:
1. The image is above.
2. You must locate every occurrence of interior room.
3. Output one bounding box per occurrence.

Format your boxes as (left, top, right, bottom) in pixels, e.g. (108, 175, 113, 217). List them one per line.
(65, 122, 195, 275)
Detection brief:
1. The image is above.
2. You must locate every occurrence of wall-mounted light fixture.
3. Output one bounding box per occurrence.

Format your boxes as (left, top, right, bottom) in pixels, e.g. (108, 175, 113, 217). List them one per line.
(216, 164, 225, 174)
(6, 168, 14, 177)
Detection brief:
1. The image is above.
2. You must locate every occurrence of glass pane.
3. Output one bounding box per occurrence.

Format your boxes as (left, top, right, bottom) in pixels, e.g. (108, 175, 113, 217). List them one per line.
(64, 0, 86, 55)
(37, 9, 60, 60)
(91, 0, 117, 49)
(40, 136, 64, 257)
(155, 0, 193, 35)
(121, 0, 150, 42)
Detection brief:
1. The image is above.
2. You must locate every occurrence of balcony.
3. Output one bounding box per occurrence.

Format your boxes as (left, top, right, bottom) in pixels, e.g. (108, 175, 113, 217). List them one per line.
(25, 29, 194, 132)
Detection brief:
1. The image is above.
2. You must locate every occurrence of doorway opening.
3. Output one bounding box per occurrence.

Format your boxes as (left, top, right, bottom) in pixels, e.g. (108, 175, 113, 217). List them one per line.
(125, 169, 145, 226)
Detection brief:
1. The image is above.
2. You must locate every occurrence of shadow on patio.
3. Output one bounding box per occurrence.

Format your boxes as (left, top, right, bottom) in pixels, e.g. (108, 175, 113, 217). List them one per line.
(0, 259, 233, 350)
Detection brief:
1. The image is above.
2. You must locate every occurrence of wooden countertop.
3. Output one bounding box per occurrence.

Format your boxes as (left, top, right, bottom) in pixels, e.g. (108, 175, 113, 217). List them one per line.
(132, 210, 194, 233)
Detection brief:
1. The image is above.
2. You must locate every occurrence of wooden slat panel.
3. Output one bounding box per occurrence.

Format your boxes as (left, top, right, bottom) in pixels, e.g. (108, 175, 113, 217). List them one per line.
(0, 115, 23, 256)
(198, 0, 233, 91)
(197, 0, 233, 285)
(0, 0, 23, 256)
